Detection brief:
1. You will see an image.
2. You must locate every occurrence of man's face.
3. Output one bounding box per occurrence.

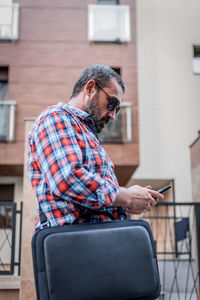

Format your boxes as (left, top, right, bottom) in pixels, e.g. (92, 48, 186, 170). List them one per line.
(86, 92, 110, 133)
(86, 78, 123, 133)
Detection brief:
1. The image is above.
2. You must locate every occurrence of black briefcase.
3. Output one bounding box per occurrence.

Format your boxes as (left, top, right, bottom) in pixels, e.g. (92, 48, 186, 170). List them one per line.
(32, 216, 161, 300)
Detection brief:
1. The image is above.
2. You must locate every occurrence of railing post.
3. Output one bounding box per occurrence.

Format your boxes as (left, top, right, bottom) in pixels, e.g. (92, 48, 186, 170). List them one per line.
(126, 103, 132, 142)
(10, 202, 16, 275)
(18, 202, 23, 275)
(195, 204, 200, 297)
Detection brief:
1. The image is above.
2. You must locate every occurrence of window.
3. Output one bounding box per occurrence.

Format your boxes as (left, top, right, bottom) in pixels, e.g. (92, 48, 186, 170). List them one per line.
(98, 102, 132, 143)
(193, 45, 200, 57)
(0, 67, 8, 141)
(0, 1, 20, 41)
(0, 67, 8, 100)
(88, 4, 131, 43)
(111, 67, 121, 75)
(192, 45, 200, 75)
(0, 184, 14, 229)
(98, 67, 132, 143)
(0, 67, 16, 142)
(0, 184, 16, 274)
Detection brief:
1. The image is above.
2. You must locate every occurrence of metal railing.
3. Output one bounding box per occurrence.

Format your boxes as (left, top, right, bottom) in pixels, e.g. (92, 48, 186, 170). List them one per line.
(0, 4, 20, 41)
(1, 199, 199, 300)
(0, 100, 16, 142)
(0, 201, 23, 275)
(98, 102, 132, 143)
(137, 202, 200, 300)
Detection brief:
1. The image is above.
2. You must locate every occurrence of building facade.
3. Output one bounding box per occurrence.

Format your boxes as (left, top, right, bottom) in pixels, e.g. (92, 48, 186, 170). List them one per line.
(1, 0, 200, 299)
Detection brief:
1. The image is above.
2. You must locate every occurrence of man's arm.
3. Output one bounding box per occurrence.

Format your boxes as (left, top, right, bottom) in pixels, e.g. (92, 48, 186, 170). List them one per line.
(114, 185, 164, 214)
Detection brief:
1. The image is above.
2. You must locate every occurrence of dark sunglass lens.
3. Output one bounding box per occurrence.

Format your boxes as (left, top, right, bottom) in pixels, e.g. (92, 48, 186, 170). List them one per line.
(116, 107, 120, 114)
(107, 99, 119, 111)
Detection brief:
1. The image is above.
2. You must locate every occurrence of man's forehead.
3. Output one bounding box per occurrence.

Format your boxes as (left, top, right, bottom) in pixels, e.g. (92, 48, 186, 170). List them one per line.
(109, 77, 123, 89)
(108, 78, 124, 100)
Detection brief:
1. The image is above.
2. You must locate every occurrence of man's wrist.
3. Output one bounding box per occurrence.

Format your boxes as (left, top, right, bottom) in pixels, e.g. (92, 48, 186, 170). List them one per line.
(113, 187, 130, 208)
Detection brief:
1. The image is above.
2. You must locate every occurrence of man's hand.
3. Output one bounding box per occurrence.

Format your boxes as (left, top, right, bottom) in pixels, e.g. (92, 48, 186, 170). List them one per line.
(113, 185, 164, 214)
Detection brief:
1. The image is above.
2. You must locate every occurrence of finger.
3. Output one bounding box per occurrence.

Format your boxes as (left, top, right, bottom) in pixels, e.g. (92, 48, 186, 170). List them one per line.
(145, 193, 157, 206)
(126, 208, 143, 215)
(145, 185, 152, 190)
(149, 189, 164, 201)
(126, 207, 136, 214)
(146, 203, 153, 211)
(126, 210, 142, 215)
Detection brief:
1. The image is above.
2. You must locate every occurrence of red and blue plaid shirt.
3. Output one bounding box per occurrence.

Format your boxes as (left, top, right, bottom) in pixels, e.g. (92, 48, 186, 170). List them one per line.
(28, 103, 124, 230)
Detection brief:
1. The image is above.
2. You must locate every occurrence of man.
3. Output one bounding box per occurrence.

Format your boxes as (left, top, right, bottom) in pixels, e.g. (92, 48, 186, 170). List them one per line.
(28, 65, 163, 230)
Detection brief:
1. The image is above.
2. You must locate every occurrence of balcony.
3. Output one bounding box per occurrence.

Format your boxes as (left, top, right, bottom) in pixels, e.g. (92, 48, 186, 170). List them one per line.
(1, 200, 200, 299)
(88, 4, 131, 43)
(137, 202, 200, 299)
(0, 3, 20, 41)
(98, 102, 132, 143)
(0, 100, 16, 142)
(0, 201, 23, 275)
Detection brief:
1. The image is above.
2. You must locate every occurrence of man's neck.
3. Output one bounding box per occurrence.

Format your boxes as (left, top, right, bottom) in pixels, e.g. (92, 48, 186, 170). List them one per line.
(68, 93, 87, 112)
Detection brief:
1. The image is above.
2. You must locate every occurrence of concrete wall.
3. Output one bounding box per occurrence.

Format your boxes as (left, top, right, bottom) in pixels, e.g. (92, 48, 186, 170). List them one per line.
(20, 119, 37, 300)
(190, 135, 200, 202)
(134, 0, 200, 202)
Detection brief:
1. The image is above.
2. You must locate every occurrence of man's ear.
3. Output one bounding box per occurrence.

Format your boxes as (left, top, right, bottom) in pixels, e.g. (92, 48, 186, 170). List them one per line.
(85, 80, 96, 96)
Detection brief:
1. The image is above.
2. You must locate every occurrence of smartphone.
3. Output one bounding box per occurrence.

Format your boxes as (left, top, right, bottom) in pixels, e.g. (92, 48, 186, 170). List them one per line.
(157, 185, 172, 193)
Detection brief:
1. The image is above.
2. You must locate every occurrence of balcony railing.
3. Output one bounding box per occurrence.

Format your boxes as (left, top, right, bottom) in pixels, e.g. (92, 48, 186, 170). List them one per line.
(98, 102, 132, 143)
(1, 199, 200, 300)
(0, 201, 23, 275)
(0, 4, 20, 41)
(0, 100, 16, 142)
(135, 202, 200, 300)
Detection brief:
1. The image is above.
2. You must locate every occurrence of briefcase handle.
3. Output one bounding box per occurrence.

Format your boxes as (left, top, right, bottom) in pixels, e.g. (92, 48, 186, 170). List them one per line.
(73, 210, 116, 224)
(73, 210, 127, 224)
(39, 205, 127, 229)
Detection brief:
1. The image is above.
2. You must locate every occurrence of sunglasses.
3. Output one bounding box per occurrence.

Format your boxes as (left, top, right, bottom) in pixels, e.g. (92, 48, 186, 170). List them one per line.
(95, 81, 121, 114)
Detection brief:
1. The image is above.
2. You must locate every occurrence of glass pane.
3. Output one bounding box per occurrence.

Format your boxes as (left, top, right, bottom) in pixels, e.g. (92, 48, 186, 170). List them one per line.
(0, 2, 12, 37)
(0, 204, 13, 272)
(0, 205, 12, 229)
(98, 111, 123, 143)
(0, 82, 8, 100)
(0, 103, 8, 141)
(0, 82, 8, 141)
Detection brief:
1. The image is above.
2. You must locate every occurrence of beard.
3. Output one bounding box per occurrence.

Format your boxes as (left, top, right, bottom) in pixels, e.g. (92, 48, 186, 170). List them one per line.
(86, 93, 110, 133)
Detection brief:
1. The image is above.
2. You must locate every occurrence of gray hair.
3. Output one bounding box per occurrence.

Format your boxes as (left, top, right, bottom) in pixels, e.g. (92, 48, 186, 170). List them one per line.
(70, 64, 125, 98)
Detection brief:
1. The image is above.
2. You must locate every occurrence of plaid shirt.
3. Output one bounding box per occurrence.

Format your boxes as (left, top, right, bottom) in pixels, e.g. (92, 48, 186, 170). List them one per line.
(28, 103, 124, 230)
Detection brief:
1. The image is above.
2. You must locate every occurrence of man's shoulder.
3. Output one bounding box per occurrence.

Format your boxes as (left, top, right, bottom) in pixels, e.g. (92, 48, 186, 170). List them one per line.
(41, 102, 70, 117)
(36, 103, 72, 124)
(28, 103, 72, 138)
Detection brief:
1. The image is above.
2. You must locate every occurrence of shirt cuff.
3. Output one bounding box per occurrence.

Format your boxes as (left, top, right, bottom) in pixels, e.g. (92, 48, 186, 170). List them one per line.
(96, 180, 120, 208)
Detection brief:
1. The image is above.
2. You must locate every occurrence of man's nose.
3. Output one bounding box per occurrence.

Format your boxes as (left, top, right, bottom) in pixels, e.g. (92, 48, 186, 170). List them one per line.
(107, 110, 116, 120)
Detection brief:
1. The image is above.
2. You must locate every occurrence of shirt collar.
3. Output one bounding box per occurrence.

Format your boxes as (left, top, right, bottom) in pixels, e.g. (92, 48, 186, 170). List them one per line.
(58, 102, 88, 120)
(58, 102, 97, 136)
